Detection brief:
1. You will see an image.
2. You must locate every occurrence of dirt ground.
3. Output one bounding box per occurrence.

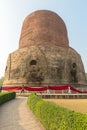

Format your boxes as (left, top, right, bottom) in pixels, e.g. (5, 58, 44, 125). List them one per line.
(44, 99, 87, 114)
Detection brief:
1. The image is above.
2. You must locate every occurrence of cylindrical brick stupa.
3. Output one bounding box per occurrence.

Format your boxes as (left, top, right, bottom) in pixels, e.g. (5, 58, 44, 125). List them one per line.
(3, 10, 86, 86)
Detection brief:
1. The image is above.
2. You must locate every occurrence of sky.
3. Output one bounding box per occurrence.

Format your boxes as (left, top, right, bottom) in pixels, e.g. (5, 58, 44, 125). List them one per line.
(0, 0, 87, 77)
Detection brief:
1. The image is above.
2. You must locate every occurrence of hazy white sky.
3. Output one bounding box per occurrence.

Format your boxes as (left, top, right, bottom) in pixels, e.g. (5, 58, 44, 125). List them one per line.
(0, 0, 87, 77)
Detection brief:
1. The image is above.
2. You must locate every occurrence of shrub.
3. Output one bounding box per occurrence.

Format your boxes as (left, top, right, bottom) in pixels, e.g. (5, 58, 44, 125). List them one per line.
(0, 92, 16, 105)
(27, 93, 87, 130)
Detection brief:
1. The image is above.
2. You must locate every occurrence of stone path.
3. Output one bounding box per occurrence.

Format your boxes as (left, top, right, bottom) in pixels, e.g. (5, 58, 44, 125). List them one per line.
(0, 97, 45, 130)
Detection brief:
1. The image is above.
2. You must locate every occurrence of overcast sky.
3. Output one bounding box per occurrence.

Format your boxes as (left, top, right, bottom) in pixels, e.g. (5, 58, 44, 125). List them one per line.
(0, 0, 87, 77)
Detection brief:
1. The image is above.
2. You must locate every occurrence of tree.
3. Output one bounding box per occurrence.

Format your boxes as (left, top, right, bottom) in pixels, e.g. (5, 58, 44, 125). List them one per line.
(85, 73, 87, 84)
(0, 77, 4, 85)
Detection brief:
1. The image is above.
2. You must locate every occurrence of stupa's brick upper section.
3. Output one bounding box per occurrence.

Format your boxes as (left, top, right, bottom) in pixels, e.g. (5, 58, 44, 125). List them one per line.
(19, 10, 69, 48)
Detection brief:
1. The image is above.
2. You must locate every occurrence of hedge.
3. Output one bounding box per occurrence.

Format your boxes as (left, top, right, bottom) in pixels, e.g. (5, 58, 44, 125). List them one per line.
(27, 93, 87, 130)
(0, 92, 16, 105)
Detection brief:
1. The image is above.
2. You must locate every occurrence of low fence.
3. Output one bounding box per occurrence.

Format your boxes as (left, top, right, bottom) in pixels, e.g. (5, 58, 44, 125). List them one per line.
(2, 85, 87, 94)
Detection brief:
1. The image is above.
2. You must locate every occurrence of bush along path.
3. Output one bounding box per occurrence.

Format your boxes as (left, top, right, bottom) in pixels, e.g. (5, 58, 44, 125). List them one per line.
(0, 92, 16, 105)
(27, 93, 87, 130)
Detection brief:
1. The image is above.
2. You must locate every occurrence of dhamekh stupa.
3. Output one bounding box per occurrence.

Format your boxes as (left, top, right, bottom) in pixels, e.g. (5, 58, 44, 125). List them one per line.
(3, 10, 86, 87)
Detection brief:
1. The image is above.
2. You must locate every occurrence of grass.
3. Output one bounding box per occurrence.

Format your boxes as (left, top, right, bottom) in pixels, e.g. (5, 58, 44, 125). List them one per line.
(44, 99, 87, 114)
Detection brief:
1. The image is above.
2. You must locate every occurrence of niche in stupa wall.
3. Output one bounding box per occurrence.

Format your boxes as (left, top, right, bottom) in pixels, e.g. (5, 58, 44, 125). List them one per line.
(25, 59, 45, 83)
(23, 50, 48, 84)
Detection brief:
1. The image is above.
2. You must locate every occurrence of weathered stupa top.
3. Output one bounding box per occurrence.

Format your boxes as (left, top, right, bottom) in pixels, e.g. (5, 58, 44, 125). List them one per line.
(19, 10, 69, 48)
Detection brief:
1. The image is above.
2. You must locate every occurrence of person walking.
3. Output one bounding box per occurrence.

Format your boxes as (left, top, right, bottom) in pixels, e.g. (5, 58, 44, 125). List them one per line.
(20, 85, 25, 95)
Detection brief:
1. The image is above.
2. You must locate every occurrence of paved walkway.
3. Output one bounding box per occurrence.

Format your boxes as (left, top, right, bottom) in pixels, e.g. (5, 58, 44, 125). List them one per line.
(0, 97, 45, 130)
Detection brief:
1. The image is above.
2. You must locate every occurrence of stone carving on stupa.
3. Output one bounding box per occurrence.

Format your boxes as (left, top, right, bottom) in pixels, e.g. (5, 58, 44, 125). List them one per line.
(3, 10, 86, 86)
